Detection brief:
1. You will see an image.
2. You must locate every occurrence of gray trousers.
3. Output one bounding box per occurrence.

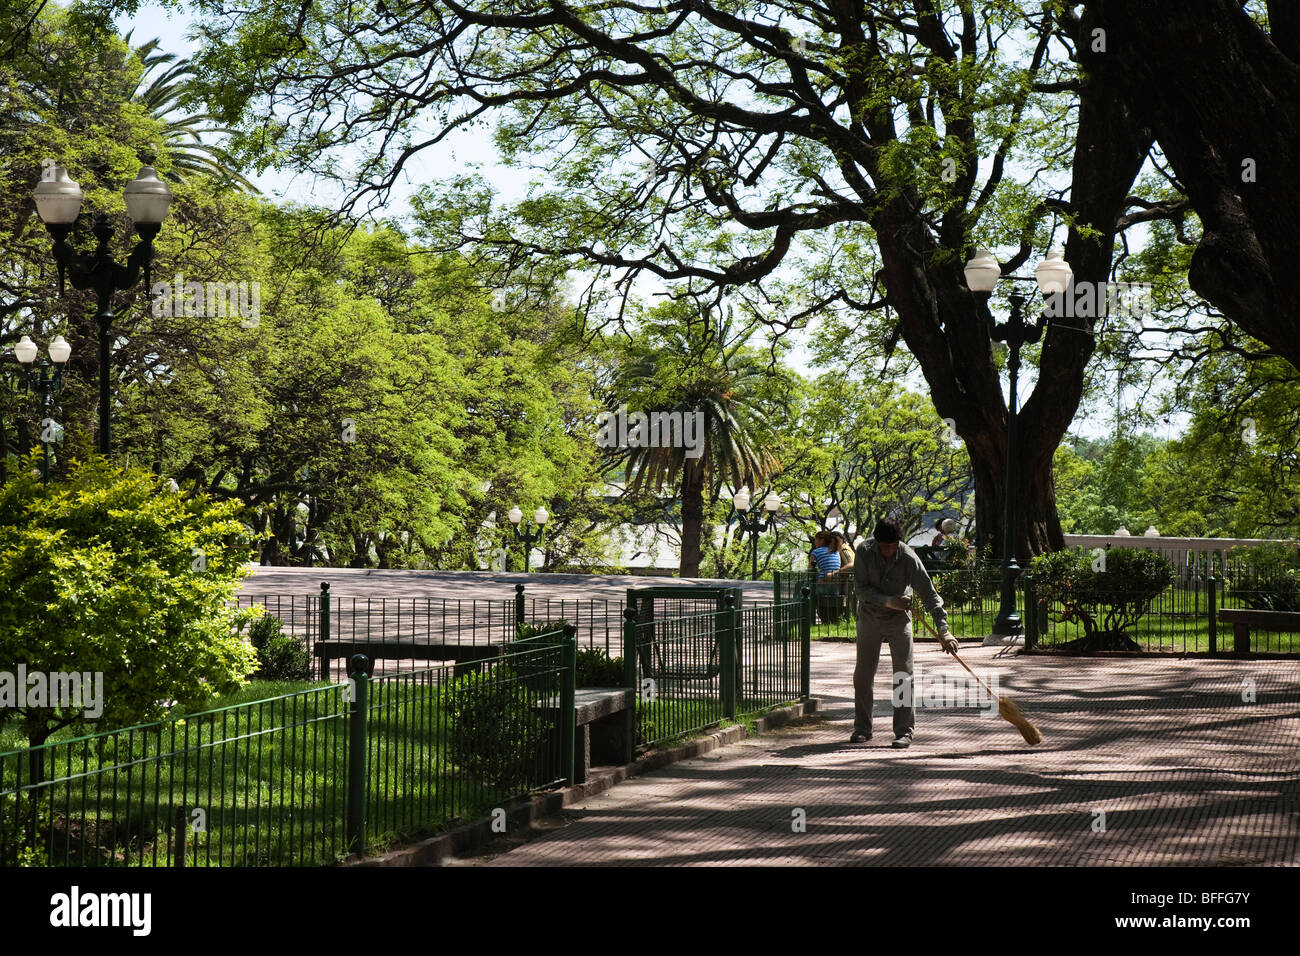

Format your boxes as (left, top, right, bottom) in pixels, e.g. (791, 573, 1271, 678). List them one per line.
(854, 604, 915, 739)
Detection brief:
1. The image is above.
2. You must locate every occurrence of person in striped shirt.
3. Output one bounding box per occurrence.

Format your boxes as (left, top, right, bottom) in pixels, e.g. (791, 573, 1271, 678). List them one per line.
(809, 530, 842, 578)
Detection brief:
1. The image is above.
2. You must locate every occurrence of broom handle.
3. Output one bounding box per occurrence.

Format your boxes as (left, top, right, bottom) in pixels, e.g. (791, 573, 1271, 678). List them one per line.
(949, 650, 999, 701)
(912, 605, 1001, 701)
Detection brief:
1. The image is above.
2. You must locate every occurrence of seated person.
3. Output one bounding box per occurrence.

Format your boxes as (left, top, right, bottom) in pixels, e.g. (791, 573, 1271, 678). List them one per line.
(810, 530, 842, 578)
(810, 530, 845, 623)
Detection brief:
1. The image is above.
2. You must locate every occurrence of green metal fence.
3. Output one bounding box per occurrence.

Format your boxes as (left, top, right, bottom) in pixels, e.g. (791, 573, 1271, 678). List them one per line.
(626, 592, 811, 748)
(356, 634, 573, 850)
(773, 570, 816, 603)
(928, 567, 1006, 636)
(739, 598, 808, 708)
(781, 564, 1005, 639)
(236, 584, 625, 679)
(0, 684, 350, 867)
(4, 584, 815, 867)
(0, 632, 575, 867)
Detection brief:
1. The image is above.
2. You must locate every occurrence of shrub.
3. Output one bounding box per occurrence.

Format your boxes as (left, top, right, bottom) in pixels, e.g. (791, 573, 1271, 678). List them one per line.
(575, 648, 624, 687)
(516, 620, 571, 641)
(247, 615, 310, 681)
(1028, 547, 1173, 652)
(0, 790, 46, 866)
(443, 664, 549, 794)
(0, 457, 257, 750)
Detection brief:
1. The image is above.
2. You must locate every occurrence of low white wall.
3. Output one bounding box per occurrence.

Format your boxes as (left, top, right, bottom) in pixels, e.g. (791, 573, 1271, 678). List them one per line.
(1062, 534, 1298, 576)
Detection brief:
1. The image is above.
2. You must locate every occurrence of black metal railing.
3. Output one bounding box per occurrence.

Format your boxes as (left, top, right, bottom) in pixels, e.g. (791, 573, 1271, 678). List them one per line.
(1022, 575, 1300, 654)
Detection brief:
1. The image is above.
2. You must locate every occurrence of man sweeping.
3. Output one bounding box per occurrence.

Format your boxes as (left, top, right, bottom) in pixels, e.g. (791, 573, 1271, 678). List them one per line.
(851, 518, 958, 748)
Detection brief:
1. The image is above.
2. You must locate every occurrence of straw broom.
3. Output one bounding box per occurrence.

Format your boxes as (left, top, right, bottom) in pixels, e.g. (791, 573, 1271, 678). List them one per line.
(914, 609, 1042, 745)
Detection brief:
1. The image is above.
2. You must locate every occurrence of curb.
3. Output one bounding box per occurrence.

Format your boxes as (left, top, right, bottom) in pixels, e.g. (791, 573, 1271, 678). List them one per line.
(344, 697, 821, 867)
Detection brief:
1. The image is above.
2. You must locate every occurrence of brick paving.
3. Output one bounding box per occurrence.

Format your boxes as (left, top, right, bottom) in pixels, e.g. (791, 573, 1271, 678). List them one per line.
(459, 642, 1300, 865)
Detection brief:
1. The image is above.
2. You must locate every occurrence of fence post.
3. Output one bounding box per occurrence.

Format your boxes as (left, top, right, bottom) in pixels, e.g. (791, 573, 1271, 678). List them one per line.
(720, 594, 737, 720)
(561, 624, 577, 785)
(319, 582, 332, 681)
(515, 583, 526, 629)
(1208, 575, 1218, 654)
(800, 585, 812, 700)
(622, 604, 638, 759)
(1023, 575, 1038, 649)
(320, 581, 331, 641)
(346, 654, 369, 855)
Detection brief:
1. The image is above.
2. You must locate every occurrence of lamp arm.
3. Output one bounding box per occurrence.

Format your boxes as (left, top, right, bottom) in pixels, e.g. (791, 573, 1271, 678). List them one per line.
(51, 237, 99, 292)
(1024, 309, 1049, 344)
(48, 219, 158, 298)
(116, 234, 156, 292)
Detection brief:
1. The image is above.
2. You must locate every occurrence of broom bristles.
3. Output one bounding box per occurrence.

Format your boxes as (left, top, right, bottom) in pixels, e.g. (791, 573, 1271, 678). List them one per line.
(998, 696, 1042, 745)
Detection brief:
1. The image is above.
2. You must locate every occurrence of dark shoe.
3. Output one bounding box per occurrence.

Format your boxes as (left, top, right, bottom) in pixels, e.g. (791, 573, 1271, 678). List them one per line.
(849, 731, 871, 743)
(891, 735, 912, 749)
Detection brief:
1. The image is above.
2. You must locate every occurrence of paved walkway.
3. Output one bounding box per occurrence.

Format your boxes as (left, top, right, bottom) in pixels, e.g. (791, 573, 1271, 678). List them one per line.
(457, 643, 1300, 866)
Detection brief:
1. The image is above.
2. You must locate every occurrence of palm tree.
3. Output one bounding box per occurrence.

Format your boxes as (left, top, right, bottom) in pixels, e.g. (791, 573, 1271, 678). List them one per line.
(128, 34, 258, 191)
(608, 302, 784, 577)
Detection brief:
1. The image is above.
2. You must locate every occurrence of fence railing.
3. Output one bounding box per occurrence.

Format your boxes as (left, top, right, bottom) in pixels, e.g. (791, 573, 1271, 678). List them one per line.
(626, 592, 811, 748)
(739, 599, 808, 708)
(1, 633, 574, 867)
(1022, 575, 1300, 654)
(779, 553, 1299, 653)
(0, 683, 351, 867)
(773, 570, 816, 603)
(786, 565, 1004, 639)
(236, 583, 627, 679)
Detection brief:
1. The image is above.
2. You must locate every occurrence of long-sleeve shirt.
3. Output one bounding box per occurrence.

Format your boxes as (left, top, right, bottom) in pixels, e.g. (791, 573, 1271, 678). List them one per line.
(854, 540, 949, 632)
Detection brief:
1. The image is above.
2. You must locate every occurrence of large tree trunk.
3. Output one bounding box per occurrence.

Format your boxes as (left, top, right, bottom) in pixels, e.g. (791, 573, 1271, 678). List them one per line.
(678, 458, 705, 577)
(867, 13, 1151, 562)
(1084, 0, 1300, 371)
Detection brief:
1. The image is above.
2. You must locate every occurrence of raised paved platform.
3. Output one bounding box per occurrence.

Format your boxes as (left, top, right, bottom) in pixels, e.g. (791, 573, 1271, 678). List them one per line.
(458, 643, 1300, 866)
(239, 566, 776, 603)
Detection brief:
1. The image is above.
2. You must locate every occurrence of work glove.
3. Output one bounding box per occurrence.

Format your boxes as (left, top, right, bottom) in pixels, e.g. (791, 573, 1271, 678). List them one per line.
(938, 629, 959, 655)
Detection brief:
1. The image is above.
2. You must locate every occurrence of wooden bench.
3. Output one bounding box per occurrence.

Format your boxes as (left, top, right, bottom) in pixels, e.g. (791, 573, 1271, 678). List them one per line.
(537, 687, 635, 785)
(1217, 609, 1300, 654)
(314, 641, 504, 681)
